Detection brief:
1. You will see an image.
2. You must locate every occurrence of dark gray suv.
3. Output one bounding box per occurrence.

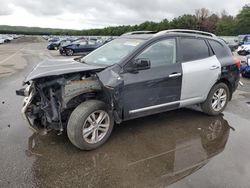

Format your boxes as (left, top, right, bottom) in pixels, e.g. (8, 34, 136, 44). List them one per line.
(17, 29, 240, 150)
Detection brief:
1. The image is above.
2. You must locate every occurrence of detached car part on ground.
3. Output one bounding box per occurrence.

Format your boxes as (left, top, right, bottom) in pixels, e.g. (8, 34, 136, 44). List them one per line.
(17, 29, 240, 150)
(59, 39, 103, 56)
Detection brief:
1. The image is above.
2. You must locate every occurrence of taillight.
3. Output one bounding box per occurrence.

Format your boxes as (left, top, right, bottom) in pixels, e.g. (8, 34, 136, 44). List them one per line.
(234, 57, 241, 69)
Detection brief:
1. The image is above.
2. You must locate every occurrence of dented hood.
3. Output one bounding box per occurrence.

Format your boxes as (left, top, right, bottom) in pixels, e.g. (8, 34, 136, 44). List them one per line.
(24, 58, 104, 82)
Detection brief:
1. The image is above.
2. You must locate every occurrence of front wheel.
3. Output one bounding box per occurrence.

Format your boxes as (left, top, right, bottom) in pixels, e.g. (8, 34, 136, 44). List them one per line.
(66, 49, 74, 56)
(201, 83, 230, 116)
(67, 100, 114, 150)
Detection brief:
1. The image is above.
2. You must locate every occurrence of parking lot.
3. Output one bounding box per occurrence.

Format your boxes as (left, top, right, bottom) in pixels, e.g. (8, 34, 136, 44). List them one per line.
(0, 37, 250, 188)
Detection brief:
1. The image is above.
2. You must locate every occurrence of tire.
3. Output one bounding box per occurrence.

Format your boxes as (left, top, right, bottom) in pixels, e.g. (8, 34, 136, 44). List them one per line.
(59, 50, 66, 56)
(201, 83, 230, 116)
(66, 49, 74, 56)
(67, 100, 114, 150)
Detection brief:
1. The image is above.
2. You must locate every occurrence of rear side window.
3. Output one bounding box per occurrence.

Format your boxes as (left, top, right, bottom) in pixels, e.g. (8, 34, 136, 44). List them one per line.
(209, 40, 229, 59)
(180, 38, 210, 62)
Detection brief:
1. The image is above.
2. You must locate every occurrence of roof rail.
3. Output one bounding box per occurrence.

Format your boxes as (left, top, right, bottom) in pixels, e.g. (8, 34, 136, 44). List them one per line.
(121, 31, 157, 36)
(154, 29, 217, 38)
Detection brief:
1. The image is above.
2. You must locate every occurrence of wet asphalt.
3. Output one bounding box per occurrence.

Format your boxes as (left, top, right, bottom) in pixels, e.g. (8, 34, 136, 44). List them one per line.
(0, 37, 250, 188)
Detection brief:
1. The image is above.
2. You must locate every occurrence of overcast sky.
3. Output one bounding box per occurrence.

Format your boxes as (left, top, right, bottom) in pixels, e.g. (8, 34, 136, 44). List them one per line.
(0, 0, 249, 30)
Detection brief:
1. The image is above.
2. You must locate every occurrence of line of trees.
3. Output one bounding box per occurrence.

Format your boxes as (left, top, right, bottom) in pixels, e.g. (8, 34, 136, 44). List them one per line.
(0, 4, 249, 36)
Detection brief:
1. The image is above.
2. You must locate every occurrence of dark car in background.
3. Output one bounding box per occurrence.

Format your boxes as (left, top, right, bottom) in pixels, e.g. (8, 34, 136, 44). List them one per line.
(47, 39, 73, 50)
(59, 39, 103, 56)
(48, 37, 60, 43)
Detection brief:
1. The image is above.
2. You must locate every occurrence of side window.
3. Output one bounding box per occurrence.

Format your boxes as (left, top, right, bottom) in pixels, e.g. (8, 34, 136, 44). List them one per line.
(180, 38, 209, 62)
(209, 40, 229, 59)
(79, 41, 87, 46)
(88, 40, 96, 45)
(136, 39, 176, 67)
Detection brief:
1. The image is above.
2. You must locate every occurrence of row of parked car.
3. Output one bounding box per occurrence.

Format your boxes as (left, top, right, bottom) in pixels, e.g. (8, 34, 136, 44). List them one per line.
(0, 34, 24, 44)
(236, 34, 250, 56)
(220, 35, 250, 78)
(45, 34, 250, 57)
(45, 36, 114, 56)
(44, 34, 250, 78)
(220, 35, 250, 55)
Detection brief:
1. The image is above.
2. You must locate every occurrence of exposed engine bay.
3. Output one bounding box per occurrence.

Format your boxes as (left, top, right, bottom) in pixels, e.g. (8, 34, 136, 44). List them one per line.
(19, 72, 104, 131)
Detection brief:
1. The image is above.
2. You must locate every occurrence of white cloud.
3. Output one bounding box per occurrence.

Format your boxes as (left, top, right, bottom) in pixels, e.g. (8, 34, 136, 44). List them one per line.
(0, 0, 248, 29)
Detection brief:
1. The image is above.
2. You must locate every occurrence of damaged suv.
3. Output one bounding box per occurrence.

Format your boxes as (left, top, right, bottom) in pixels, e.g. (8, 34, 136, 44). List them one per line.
(17, 30, 240, 150)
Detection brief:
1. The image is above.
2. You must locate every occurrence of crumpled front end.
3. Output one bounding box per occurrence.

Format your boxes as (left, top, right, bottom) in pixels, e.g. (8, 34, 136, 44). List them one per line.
(17, 73, 103, 132)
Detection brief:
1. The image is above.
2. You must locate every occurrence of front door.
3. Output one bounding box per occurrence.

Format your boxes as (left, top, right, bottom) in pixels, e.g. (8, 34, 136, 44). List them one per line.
(122, 38, 182, 119)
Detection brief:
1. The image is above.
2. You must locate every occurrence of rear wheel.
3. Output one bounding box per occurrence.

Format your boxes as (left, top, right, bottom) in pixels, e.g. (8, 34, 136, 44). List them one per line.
(201, 83, 230, 116)
(67, 100, 114, 150)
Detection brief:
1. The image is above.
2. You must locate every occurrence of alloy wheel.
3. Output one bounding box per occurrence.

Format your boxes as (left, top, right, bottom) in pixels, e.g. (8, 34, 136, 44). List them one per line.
(66, 49, 74, 56)
(211, 88, 227, 112)
(82, 110, 110, 144)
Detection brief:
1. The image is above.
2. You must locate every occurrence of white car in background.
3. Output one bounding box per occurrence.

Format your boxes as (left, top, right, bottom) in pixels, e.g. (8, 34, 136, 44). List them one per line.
(237, 44, 250, 56)
(0, 38, 5, 44)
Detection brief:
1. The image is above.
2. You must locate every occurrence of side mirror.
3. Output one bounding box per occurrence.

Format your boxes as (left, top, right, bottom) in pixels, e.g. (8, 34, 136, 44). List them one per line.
(125, 58, 151, 73)
(130, 58, 151, 72)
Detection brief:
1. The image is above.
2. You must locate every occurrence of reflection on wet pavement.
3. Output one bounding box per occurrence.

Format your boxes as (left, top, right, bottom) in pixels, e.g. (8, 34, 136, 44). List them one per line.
(26, 110, 230, 188)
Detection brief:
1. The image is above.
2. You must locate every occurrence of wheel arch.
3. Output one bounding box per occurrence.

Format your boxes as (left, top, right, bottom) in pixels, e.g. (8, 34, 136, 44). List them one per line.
(65, 91, 106, 109)
(64, 90, 121, 122)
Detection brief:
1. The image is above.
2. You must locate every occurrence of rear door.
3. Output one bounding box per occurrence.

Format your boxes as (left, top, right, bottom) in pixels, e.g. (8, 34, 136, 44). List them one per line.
(83, 40, 96, 52)
(179, 37, 221, 106)
(77, 41, 88, 53)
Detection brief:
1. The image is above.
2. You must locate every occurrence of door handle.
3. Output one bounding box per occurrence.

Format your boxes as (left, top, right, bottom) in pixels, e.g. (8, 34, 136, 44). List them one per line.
(210, 65, 220, 70)
(169, 73, 182, 78)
